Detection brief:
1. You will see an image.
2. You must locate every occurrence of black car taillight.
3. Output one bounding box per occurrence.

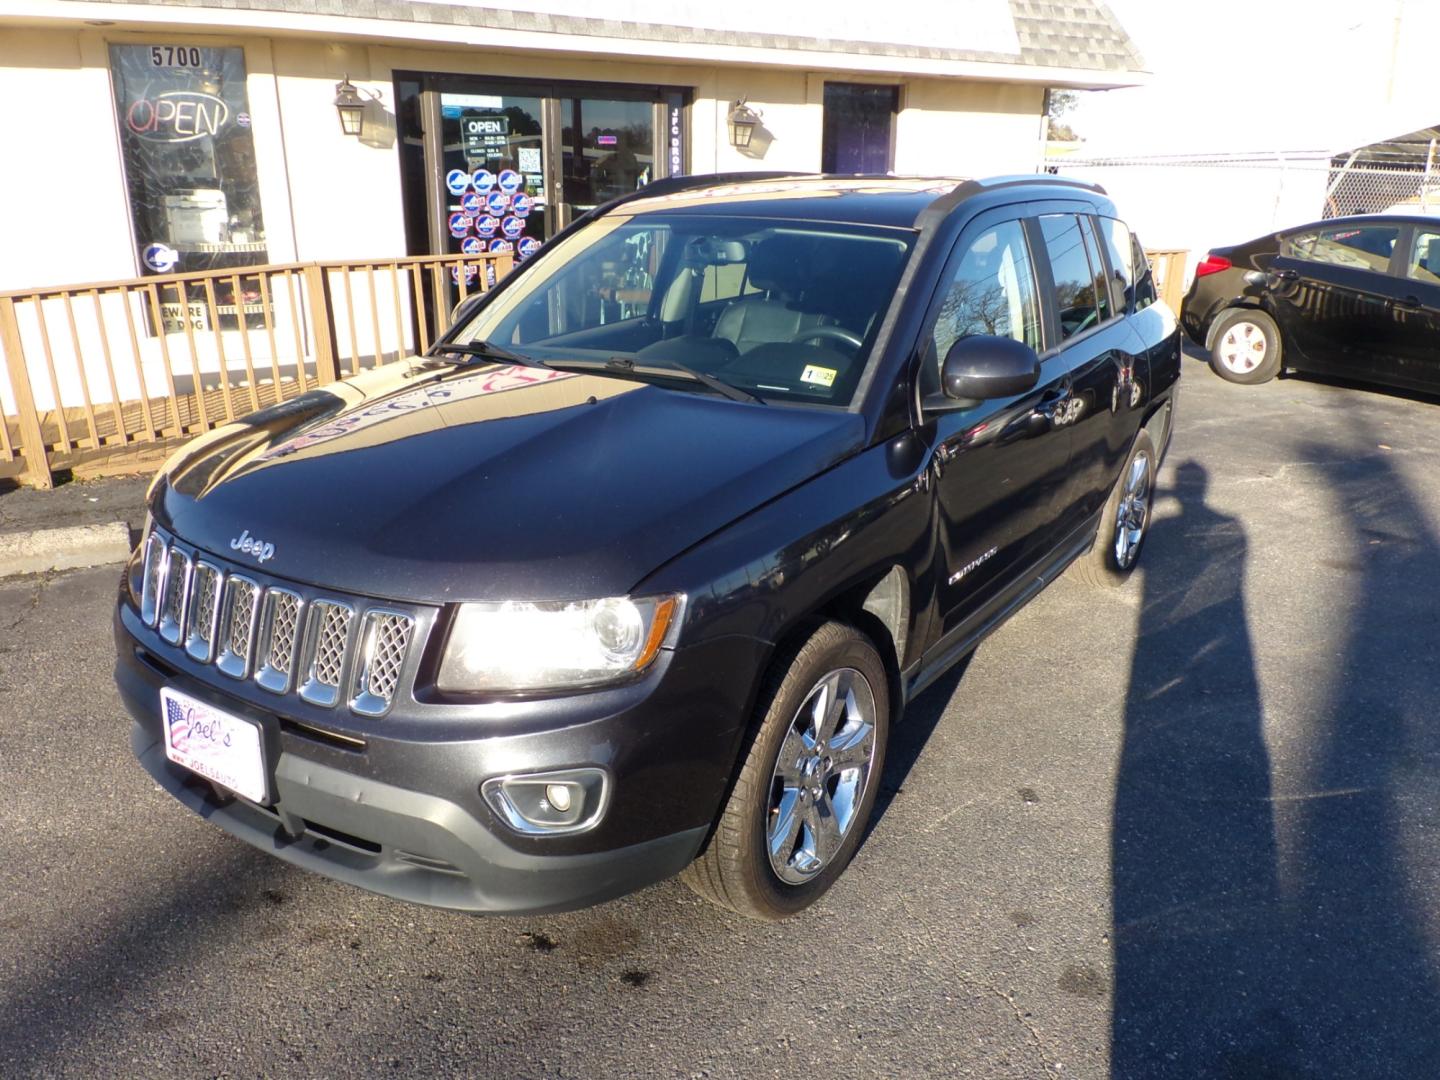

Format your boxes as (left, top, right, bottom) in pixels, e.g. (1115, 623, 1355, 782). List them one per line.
(1195, 253, 1232, 277)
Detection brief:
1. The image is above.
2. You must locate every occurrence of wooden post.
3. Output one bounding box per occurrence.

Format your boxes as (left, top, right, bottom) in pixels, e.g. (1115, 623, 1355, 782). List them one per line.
(301, 263, 341, 386)
(0, 296, 53, 490)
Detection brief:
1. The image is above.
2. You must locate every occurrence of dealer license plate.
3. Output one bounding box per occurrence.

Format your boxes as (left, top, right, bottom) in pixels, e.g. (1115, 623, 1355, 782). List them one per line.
(160, 687, 268, 804)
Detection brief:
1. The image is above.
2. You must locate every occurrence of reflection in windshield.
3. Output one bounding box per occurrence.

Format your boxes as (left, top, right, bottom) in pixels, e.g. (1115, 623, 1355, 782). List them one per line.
(457, 212, 915, 408)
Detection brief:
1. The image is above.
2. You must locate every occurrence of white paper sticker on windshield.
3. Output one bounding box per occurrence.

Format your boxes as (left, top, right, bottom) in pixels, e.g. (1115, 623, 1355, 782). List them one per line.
(801, 365, 837, 387)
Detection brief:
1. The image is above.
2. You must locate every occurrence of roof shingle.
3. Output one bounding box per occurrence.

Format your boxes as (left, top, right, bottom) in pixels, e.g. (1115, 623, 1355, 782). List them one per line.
(66, 0, 1146, 75)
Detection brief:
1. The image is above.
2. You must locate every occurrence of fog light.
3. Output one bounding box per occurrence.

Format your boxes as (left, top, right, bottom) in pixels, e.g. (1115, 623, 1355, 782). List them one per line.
(481, 768, 607, 835)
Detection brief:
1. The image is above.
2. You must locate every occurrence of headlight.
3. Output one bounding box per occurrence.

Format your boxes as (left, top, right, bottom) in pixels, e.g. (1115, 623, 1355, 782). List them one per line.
(436, 594, 683, 693)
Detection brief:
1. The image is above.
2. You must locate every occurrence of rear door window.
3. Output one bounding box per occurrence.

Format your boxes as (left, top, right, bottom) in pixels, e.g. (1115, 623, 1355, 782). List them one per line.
(699, 259, 758, 303)
(1130, 234, 1156, 309)
(1077, 216, 1114, 325)
(1097, 217, 1136, 313)
(1284, 224, 1400, 273)
(1038, 214, 1107, 341)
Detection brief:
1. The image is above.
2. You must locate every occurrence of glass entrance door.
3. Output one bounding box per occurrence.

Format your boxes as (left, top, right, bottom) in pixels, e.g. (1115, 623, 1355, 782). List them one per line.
(438, 92, 547, 262)
(396, 75, 685, 319)
(559, 97, 657, 224)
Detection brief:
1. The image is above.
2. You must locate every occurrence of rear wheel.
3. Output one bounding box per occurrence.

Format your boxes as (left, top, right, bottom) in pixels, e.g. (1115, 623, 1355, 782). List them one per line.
(682, 621, 889, 921)
(1209, 308, 1282, 383)
(1070, 430, 1156, 588)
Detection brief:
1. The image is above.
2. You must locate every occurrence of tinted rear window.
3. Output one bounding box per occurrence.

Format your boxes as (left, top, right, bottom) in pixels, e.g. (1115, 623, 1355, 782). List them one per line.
(1038, 214, 1106, 341)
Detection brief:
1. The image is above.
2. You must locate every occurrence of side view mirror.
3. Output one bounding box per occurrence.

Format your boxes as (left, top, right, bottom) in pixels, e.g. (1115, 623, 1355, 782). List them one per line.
(927, 335, 1041, 409)
(450, 292, 485, 328)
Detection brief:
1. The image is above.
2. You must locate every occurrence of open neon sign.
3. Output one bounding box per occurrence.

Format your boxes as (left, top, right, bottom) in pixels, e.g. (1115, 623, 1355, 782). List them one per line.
(126, 91, 229, 142)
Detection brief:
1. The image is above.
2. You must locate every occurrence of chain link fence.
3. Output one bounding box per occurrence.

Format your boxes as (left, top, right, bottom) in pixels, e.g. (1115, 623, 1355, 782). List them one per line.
(1323, 161, 1439, 217)
(1047, 153, 1439, 289)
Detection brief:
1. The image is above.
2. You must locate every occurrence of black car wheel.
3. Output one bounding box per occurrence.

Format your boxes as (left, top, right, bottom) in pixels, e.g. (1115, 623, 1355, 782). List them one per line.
(1209, 308, 1282, 384)
(682, 621, 889, 921)
(1070, 429, 1156, 587)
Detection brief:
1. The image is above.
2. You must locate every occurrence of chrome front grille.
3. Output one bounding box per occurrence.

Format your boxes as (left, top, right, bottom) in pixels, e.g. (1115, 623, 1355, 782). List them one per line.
(352, 611, 414, 717)
(216, 576, 260, 679)
(185, 562, 222, 663)
(157, 549, 191, 645)
(299, 600, 354, 708)
(256, 589, 302, 694)
(139, 533, 168, 627)
(139, 531, 416, 716)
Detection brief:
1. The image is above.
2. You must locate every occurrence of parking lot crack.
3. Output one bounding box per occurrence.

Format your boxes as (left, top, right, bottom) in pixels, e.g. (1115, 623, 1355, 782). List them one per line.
(3, 574, 52, 638)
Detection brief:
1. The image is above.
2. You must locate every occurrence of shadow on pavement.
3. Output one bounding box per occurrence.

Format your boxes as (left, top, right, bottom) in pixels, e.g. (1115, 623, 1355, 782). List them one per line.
(0, 844, 293, 1075)
(1110, 451, 1440, 1078)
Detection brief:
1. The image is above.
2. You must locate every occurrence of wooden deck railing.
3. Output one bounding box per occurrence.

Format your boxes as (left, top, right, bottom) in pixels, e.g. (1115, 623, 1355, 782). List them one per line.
(0, 251, 511, 488)
(1144, 249, 1189, 315)
(2, 247, 1190, 490)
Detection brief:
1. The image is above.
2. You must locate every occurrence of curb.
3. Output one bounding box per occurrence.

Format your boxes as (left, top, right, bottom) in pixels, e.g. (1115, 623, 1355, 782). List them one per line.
(0, 522, 133, 580)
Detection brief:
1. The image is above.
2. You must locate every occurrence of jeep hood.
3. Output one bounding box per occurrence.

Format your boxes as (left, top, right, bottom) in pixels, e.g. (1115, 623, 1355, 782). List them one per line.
(151, 361, 864, 603)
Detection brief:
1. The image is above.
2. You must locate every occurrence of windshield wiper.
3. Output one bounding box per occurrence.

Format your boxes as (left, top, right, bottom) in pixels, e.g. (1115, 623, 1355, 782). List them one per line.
(539, 356, 763, 405)
(423, 339, 546, 368)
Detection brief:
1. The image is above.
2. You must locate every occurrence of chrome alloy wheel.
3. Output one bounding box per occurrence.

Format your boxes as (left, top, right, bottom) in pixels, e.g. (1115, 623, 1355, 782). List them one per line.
(1113, 449, 1152, 570)
(766, 667, 878, 885)
(1217, 320, 1268, 374)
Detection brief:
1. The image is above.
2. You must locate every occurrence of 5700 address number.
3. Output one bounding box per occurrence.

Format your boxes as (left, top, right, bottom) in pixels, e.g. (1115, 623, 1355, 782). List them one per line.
(149, 45, 204, 68)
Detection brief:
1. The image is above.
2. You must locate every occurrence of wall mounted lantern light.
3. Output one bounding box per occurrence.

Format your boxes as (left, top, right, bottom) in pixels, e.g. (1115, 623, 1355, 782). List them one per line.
(333, 76, 367, 136)
(727, 100, 762, 150)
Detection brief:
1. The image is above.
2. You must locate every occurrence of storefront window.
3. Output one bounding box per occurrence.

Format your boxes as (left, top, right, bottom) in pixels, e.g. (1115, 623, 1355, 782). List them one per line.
(561, 98, 655, 211)
(110, 45, 267, 277)
(110, 44, 268, 333)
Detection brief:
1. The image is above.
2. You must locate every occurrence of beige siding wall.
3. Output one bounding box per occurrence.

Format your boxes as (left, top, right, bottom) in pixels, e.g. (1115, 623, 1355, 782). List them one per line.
(894, 80, 1046, 176)
(0, 26, 1049, 293)
(0, 29, 136, 291)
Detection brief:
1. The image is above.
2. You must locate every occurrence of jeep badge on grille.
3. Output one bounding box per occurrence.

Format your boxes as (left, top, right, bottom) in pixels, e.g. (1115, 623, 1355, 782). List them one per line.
(230, 529, 276, 564)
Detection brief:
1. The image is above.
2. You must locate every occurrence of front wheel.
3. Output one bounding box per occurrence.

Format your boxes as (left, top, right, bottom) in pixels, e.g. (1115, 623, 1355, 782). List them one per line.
(1070, 429, 1157, 588)
(682, 621, 889, 920)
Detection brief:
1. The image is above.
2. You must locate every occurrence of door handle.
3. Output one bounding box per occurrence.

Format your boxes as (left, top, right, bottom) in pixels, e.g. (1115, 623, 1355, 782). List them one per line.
(1395, 295, 1422, 310)
(1037, 386, 1071, 417)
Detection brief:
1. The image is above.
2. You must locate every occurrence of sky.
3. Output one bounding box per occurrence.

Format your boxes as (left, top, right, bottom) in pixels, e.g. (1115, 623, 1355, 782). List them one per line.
(1068, 0, 1433, 158)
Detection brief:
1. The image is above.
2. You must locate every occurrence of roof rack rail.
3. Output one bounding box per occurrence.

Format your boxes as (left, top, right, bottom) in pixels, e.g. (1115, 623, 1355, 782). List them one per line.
(582, 171, 811, 223)
(913, 173, 1107, 229)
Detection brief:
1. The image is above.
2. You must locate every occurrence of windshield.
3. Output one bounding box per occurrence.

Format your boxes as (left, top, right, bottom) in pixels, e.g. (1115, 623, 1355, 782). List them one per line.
(456, 212, 915, 407)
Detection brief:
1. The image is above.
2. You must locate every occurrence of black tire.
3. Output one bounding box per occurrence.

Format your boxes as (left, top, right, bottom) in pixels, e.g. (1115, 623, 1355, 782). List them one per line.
(1070, 430, 1157, 588)
(682, 621, 890, 921)
(1208, 308, 1282, 384)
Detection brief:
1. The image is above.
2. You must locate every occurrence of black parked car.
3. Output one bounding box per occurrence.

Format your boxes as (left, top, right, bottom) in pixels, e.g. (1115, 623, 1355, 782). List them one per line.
(1182, 213, 1440, 392)
(116, 173, 1180, 921)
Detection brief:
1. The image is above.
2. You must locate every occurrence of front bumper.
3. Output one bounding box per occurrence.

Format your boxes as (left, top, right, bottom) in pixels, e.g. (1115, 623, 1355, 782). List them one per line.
(129, 723, 704, 913)
(116, 597, 765, 914)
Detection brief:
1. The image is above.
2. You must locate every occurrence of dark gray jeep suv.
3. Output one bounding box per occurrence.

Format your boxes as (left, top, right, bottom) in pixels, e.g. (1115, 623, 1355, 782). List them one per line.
(115, 174, 1180, 920)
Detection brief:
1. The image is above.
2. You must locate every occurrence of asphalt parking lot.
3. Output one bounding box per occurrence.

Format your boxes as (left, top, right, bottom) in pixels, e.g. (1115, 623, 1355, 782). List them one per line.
(3, 356, 1440, 1079)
